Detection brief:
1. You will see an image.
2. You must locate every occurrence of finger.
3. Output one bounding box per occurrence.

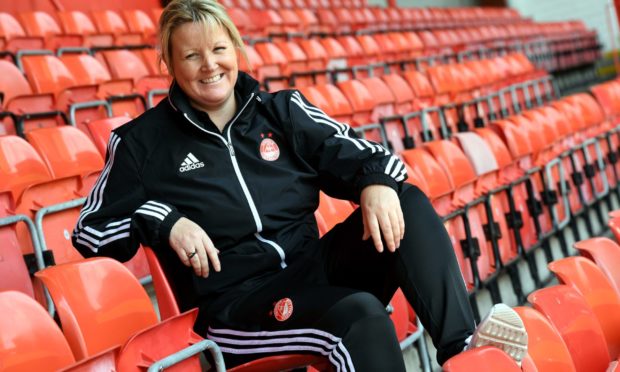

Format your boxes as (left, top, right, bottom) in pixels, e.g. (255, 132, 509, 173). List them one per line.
(378, 213, 395, 252)
(194, 242, 210, 278)
(362, 214, 370, 241)
(367, 214, 383, 252)
(203, 235, 221, 272)
(389, 209, 401, 249)
(398, 205, 405, 241)
(174, 245, 192, 267)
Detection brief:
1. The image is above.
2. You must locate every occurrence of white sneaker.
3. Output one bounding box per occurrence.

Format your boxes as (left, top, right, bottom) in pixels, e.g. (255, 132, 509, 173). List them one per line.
(467, 303, 528, 365)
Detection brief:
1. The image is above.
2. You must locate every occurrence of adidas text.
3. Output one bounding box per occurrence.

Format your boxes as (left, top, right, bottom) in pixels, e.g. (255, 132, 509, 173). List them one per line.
(180, 162, 205, 172)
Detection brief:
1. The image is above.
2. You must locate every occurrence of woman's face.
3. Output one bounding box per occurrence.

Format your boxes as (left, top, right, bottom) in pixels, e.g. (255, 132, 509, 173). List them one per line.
(170, 22, 238, 113)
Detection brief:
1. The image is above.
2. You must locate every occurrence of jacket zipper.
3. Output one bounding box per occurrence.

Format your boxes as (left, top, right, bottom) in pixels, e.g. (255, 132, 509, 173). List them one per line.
(182, 93, 287, 269)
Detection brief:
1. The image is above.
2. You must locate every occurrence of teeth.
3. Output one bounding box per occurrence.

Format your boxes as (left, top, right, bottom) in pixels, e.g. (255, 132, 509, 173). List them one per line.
(200, 74, 222, 84)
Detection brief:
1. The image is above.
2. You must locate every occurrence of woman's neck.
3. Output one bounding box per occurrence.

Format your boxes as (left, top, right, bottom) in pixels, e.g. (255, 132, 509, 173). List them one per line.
(192, 97, 237, 133)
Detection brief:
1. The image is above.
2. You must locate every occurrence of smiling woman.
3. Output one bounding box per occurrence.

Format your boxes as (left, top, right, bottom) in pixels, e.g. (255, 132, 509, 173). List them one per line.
(71, 0, 527, 370)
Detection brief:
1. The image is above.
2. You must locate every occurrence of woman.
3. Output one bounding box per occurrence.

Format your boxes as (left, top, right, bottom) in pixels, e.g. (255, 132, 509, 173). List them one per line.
(72, 0, 527, 370)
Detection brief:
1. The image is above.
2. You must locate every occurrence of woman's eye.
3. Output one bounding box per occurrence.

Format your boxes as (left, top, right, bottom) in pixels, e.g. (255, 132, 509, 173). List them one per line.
(214, 46, 226, 52)
(185, 53, 198, 59)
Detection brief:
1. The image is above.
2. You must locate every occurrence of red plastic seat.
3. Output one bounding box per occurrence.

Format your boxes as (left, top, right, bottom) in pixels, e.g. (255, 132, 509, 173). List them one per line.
(0, 216, 37, 298)
(0, 12, 44, 52)
(25, 126, 103, 192)
(121, 10, 156, 44)
(57, 10, 113, 47)
(143, 248, 330, 371)
(0, 60, 62, 136)
(0, 135, 53, 209)
(513, 306, 576, 372)
(336, 79, 376, 126)
(58, 53, 112, 86)
(318, 191, 355, 231)
(91, 10, 142, 46)
(443, 346, 522, 371)
(86, 116, 132, 156)
(18, 11, 82, 49)
(0, 291, 75, 371)
(35, 258, 159, 360)
(573, 237, 620, 295)
(528, 285, 612, 372)
(548, 256, 620, 358)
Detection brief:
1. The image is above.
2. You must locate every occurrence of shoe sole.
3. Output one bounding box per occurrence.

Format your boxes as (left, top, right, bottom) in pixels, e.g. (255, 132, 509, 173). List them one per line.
(470, 304, 528, 364)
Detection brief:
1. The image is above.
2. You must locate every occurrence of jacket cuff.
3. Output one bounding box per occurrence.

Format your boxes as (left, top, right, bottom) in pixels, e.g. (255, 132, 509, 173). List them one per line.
(159, 210, 184, 245)
(356, 173, 400, 196)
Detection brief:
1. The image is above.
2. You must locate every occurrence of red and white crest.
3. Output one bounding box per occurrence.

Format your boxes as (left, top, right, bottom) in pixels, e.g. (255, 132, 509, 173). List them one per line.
(259, 138, 280, 161)
(273, 297, 293, 322)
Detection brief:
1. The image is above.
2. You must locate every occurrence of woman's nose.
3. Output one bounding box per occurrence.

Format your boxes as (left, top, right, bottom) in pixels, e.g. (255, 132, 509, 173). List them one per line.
(200, 55, 216, 71)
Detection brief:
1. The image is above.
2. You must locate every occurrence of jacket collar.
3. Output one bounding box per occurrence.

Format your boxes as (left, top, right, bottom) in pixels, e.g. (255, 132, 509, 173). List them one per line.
(167, 71, 261, 132)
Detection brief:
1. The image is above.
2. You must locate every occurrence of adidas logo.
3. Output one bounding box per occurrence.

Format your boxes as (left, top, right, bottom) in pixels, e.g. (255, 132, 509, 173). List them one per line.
(179, 152, 205, 173)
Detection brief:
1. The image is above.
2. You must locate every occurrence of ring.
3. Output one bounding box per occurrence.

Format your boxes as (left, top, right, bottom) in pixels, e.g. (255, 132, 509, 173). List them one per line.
(187, 250, 198, 259)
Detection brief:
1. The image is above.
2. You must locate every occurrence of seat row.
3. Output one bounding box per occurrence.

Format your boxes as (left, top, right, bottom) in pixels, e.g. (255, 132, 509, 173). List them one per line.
(0, 48, 168, 137)
(445, 233, 620, 371)
(3, 234, 620, 371)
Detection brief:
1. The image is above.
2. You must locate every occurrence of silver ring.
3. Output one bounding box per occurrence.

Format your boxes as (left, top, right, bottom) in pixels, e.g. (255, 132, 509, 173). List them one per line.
(187, 250, 198, 259)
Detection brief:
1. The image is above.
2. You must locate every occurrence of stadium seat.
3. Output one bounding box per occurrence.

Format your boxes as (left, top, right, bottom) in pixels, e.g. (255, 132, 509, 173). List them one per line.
(20, 53, 110, 132)
(57, 10, 114, 47)
(318, 191, 355, 231)
(25, 126, 104, 193)
(0, 291, 76, 371)
(528, 285, 612, 372)
(143, 247, 329, 371)
(442, 346, 522, 371)
(0, 60, 65, 136)
(121, 9, 156, 44)
(513, 306, 576, 372)
(36, 257, 219, 370)
(0, 291, 121, 371)
(91, 10, 143, 46)
(0, 215, 37, 298)
(86, 116, 132, 156)
(0, 12, 44, 52)
(573, 237, 620, 295)
(34, 257, 159, 359)
(548, 256, 620, 358)
(18, 11, 82, 49)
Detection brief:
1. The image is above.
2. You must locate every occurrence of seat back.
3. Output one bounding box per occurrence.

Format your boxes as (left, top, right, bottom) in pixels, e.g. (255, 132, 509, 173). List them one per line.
(0, 60, 33, 103)
(35, 257, 159, 360)
(144, 246, 180, 320)
(0, 215, 37, 298)
(26, 126, 104, 181)
(442, 346, 522, 371)
(0, 291, 75, 371)
(574, 236, 620, 295)
(21, 54, 76, 95)
(117, 309, 203, 372)
(528, 285, 611, 372)
(318, 191, 355, 231)
(59, 53, 111, 86)
(98, 50, 150, 83)
(513, 306, 576, 372)
(548, 256, 620, 358)
(86, 116, 132, 156)
(0, 135, 52, 202)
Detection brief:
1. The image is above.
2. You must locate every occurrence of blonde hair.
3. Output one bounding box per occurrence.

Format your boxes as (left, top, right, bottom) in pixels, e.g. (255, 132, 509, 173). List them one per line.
(158, 0, 248, 75)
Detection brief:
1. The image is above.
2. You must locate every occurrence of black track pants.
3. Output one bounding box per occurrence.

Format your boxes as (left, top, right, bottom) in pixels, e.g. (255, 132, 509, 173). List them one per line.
(205, 185, 475, 370)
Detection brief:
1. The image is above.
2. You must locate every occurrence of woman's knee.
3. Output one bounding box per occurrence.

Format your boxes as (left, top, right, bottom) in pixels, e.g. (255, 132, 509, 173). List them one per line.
(321, 292, 392, 330)
(399, 184, 432, 215)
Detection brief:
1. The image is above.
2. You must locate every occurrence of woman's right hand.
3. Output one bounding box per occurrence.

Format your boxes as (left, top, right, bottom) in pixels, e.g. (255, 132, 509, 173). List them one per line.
(169, 217, 221, 278)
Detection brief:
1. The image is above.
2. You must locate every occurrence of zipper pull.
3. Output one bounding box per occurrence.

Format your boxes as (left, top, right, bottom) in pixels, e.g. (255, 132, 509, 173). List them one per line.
(228, 142, 235, 156)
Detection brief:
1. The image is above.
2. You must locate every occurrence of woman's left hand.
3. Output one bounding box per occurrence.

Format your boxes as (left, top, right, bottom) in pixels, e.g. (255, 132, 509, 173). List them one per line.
(360, 185, 404, 253)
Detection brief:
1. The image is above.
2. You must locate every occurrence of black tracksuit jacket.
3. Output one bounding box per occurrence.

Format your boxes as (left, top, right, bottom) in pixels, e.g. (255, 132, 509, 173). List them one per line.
(72, 72, 407, 316)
